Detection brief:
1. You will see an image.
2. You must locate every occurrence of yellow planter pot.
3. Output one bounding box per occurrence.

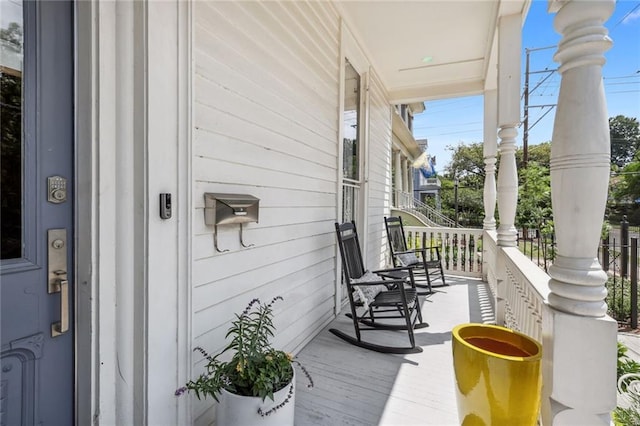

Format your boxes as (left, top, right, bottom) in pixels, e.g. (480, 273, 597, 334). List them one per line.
(452, 324, 542, 426)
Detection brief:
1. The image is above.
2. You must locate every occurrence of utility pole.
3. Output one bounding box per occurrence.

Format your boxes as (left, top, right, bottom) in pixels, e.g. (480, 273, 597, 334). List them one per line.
(522, 45, 557, 167)
(523, 49, 530, 167)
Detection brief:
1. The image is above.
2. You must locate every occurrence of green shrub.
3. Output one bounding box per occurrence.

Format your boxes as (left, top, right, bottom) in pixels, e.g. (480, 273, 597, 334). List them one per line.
(607, 277, 637, 322)
(614, 342, 640, 425)
(618, 341, 640, 382)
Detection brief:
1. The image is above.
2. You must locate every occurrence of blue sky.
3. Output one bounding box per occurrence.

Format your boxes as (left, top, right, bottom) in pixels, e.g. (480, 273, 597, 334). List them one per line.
(413, 0, 640, 173)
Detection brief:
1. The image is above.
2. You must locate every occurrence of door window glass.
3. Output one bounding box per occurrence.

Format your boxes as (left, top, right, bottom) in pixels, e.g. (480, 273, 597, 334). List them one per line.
(0, 1, 24, 259)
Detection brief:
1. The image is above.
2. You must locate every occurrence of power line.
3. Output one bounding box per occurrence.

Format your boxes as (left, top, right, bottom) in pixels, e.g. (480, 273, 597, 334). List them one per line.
(523, 46, 558, 166)
(429, 129, 483, 137)
(611, 3, 640, 31)
(414, 121, 481, 131)
(604, 73, 640, 80)
(606, 81, 640, 86)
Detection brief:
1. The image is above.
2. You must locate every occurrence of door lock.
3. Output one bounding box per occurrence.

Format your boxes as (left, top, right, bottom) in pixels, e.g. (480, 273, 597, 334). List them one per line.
(48, 229, 69, 337)
(47, 176, 67, 203)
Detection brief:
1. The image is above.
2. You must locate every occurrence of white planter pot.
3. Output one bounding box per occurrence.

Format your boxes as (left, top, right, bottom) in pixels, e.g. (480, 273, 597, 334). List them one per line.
(216, 371, 295, 426)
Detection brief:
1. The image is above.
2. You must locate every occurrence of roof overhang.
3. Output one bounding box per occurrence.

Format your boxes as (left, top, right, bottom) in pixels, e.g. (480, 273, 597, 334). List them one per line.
(392, 112, 423, 159)
(334, 0, 531, 103)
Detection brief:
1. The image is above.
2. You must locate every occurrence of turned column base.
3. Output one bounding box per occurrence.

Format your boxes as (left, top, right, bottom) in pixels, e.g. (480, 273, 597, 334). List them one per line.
(497, 224, 517, 247)
(541, 308, 616, 425)
(548, 255, 608, 317)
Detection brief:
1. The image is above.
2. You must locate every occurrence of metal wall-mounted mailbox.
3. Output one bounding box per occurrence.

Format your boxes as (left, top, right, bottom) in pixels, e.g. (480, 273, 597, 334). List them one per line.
(204, 193, 259, 226)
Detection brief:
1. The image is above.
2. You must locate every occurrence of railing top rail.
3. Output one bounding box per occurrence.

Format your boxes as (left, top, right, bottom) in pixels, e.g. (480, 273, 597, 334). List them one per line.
(502, 246, 551, 301)
(404, 225, 483, 234)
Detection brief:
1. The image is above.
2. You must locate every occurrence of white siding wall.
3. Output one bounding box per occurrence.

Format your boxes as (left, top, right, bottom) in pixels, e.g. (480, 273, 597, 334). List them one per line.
(366, 72, 393, 269)
(191, 2, 340, 423)
(190, 2, 395, 423)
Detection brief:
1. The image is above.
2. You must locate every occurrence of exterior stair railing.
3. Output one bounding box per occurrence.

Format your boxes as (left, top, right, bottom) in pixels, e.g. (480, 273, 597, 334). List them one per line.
(393, 190, 458, 228)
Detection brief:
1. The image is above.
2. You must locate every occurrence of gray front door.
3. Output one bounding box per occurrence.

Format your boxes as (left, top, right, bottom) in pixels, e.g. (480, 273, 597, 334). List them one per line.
(1, 1, 75, 424)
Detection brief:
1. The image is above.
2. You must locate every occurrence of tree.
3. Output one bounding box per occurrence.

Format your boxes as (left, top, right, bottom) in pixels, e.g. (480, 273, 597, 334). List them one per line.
(442, 141, 552, 229)
(516, 142, 551, 169)
(442, 142, 488, 227)
(438, 176, 484, 228)
(610, 115, 640, 168)
(445, 142, 484, 185)
(441, 142, 485, 227)
(605, 116, 640, 224)
(516, 162, 552, 229)
(0, 22, 23, 49)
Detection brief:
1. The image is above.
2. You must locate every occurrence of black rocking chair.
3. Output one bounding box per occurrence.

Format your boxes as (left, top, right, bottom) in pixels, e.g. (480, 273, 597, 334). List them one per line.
(384, 216, 446, 295)
(330, 221, 428, 354)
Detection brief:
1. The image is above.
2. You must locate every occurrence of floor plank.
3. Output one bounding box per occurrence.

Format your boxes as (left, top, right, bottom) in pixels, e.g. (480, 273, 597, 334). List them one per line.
(294, 276, 495, 426)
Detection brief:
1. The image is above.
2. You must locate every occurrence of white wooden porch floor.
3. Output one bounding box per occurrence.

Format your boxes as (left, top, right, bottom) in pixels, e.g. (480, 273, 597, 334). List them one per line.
(293, 276, 495, 426)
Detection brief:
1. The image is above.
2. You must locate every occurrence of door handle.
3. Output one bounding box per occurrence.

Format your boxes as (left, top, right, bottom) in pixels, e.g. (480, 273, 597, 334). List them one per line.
(48, 229, 69, 337)
(51, 277, 69, 337)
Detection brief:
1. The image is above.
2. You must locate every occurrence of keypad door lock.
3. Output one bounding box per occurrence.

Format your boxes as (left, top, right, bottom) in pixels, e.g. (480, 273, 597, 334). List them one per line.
(48, 176, 67, 203)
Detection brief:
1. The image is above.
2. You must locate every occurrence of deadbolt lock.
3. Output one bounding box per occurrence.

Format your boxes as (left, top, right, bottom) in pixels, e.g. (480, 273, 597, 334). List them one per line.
(47, 176, 67, 203)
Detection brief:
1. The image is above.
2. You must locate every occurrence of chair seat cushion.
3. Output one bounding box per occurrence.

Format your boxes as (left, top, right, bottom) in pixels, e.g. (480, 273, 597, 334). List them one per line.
(351, 271, 387, 309)
(396, 252, 419, 266)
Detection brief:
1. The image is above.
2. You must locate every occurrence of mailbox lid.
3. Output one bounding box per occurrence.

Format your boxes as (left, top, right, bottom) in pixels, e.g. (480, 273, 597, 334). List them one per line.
(203, 193, 259, 225)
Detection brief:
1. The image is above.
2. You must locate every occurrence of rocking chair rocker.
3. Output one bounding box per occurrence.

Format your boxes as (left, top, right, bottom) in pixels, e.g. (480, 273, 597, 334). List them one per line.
(330, 221, 428, 354)
(384, 216, 446, 295)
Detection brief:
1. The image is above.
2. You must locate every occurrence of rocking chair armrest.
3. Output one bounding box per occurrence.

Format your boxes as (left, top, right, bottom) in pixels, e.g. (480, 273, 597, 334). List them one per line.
(351, 278, 405, 287)
(393, 249, 416, 255)
(372, 266, 414, 274)
(408, 246, 440, 254)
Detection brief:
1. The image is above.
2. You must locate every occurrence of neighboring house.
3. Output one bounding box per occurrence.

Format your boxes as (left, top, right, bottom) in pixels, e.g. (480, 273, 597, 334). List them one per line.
(0, 1, 617, 426)
(413, 138, 442, 208)
(391, 103, 424, 205)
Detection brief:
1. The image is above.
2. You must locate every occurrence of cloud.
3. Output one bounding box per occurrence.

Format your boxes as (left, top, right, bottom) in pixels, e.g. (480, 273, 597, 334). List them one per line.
(622, 9, 640, 25)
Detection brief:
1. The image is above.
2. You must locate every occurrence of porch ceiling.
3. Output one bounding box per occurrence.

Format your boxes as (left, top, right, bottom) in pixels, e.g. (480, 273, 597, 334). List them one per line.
(334, 0, 531, 104)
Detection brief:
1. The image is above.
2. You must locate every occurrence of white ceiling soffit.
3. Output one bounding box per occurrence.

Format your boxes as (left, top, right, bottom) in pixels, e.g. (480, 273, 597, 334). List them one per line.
(335, 0, 530, 104)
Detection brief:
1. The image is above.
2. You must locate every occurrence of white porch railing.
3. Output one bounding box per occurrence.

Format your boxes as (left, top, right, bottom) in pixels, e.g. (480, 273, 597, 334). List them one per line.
(403, 227, 552, 343)
(484, 230, 498, 299)
(483, 230, 551, 343)
(404, 226, 483, 278)
(394, 190, 457, 228)
(502, 247, 551, 343)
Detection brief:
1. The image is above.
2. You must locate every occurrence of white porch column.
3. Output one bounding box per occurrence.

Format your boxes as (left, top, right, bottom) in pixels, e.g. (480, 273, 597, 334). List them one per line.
(496, 14, 520, 247)
(401, 158, 409, 193)
(408, 159, 413, 193)
(495, 14, 521, 326)
(483, 89, 498, 231)
(542, 1, 617, 424)
(394, 150, 403, 200)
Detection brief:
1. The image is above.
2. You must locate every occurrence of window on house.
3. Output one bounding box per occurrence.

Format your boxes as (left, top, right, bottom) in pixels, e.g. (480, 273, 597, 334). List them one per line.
(342, 60, 361, 223)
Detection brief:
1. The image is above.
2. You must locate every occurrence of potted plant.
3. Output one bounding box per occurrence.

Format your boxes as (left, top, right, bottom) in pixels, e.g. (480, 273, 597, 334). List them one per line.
(175, 297, 313, 426)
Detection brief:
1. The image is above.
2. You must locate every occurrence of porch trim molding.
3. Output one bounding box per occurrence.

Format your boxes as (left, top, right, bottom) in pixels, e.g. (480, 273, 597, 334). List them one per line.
(146, 1, 193, 424)
(336, 20, 372, 314)
(75, 1, 192, 424)
(75, 1, 98, 423)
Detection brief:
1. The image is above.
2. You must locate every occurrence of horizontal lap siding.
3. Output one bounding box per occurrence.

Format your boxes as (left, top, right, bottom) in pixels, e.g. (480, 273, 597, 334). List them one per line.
(192, 1, 339, 423)
(366, 72, 392, 269)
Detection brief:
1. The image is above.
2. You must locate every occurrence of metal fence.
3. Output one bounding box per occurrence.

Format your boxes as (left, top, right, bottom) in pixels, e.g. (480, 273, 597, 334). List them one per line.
(517, 219, 639, 328)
